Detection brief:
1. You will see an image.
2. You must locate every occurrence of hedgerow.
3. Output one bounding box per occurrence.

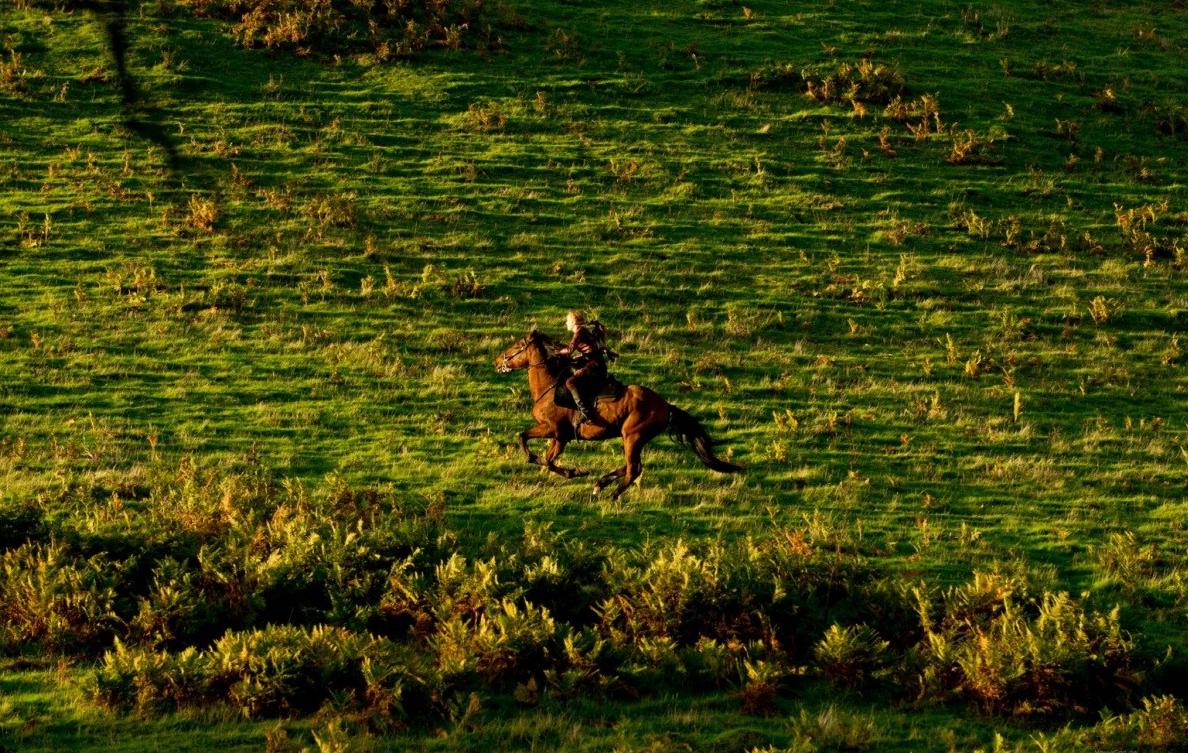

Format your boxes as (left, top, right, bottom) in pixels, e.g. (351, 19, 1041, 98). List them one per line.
(0, 465, 1169, 723)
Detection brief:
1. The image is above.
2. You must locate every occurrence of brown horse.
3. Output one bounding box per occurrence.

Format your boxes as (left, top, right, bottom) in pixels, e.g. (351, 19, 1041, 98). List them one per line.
(495, 329, 742, 499)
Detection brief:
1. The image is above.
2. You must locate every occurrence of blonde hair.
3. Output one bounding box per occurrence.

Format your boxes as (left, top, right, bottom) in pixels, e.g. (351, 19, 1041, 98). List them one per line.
(566, 309, 586, 325)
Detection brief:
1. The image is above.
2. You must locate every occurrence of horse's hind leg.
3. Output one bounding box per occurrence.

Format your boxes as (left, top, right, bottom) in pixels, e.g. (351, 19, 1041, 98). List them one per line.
(518, 423, 552, 465)
(593, 466, 625, 495)
(610, 435, 645, 500)
(544, 438, 589, 479)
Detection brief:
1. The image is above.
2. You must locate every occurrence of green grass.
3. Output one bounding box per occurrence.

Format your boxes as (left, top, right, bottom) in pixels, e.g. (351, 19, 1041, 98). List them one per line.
(1, 0, 1187, 749)
(2, 655, 1069, 750)
(0, 658, 1056, 752)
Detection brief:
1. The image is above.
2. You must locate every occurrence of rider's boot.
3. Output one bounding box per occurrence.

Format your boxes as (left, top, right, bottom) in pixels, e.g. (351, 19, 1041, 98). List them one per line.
(571, 391, 596, 427)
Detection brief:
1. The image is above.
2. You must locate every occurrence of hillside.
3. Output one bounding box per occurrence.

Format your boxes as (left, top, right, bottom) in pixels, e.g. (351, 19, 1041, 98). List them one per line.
(1, 1, 1187, 750)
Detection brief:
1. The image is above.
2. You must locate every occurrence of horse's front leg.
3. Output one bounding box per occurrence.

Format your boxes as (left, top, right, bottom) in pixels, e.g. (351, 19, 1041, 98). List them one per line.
(518, 423, 553, 465)
(544, 438, 589, 479)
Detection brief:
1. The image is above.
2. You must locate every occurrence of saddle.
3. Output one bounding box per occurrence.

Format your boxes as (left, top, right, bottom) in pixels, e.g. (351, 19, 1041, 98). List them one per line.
(553, 373, 626, 409)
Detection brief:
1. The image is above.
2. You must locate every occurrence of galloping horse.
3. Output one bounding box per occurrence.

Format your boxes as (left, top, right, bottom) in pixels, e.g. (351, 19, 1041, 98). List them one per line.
(495, 330, 742, 499)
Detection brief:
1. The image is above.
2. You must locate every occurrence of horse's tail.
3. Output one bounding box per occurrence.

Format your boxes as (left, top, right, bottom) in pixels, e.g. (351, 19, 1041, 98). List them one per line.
(666, 404, 743, 474)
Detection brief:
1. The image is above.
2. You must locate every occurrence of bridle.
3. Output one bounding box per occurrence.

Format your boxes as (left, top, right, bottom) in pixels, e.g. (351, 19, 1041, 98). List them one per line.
(497, 333, 565, 404)
(497, 333, 551, 372)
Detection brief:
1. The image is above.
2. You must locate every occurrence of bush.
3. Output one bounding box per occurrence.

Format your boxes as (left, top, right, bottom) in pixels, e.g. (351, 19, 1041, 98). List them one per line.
(739, 658, 786, 715)
(178, 0, 504, 60)
(432, 599, 558, 687)
(748, 62, 802, 91)
(2, 464, 1171, 724)
(210, 624, 373, 717)
(801, 59, 905, 105)
(1090, 695, 1188, 749)
(130, 558, 236, 649)
(0, 543, 127, 654)
(542, 629, 623, 700)
(94, 626, 441, 724)
(812, 624, 889, 690)
(914, 577, 1140, 716)
(518, 537, 612, 626)
(596, 540, 721, 643)
(0, 502, 47, 552)
(1152, 102, 1188, 139)
(92, 640, 210, 714)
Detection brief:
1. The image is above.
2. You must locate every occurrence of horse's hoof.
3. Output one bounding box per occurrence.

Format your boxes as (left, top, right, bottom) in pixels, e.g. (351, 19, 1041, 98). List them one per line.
(526, 454, 540, 465)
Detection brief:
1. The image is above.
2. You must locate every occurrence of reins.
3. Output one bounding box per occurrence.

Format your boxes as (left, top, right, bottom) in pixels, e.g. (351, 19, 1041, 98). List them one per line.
(533, 375, 563, 405)
(502, 335, 565, 405)
(528, 354, 563, 405)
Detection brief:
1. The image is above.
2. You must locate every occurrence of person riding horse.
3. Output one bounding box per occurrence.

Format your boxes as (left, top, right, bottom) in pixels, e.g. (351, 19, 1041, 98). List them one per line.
(494, 325, 741, 499)
(556, 310, 616, 426)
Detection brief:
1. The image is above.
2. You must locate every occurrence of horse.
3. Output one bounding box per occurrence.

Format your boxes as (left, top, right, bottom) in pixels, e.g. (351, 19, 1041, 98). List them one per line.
(494, 329, 742, 499)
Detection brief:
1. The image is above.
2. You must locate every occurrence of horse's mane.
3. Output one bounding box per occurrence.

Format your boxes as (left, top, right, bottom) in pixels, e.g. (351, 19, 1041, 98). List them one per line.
(530, 331, 571, 376)
(536, 331, 563, 349)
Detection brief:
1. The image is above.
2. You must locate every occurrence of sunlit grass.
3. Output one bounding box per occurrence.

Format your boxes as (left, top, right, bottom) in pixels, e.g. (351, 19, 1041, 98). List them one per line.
(1, 0, 1186, 749)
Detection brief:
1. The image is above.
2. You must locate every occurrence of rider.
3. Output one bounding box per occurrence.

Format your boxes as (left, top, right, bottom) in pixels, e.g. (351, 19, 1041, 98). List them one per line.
(556, 309, 614, 426)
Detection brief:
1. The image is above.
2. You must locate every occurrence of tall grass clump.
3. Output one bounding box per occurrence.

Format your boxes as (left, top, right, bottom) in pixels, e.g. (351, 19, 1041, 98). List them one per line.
(178, 0, 507, 59)
(913, 574, 1140, 716)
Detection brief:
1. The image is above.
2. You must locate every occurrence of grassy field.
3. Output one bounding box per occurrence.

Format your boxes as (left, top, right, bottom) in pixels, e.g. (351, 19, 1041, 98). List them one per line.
(1, 0, 1187, 750)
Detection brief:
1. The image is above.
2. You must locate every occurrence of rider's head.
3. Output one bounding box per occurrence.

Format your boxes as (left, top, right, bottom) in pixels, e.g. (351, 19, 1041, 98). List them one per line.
(566, 309, 586, 332)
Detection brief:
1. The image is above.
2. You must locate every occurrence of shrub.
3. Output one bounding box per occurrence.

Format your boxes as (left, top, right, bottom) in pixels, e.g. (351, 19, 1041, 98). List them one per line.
(1090, 695, 1188, 749)
(91, 640, 211, 714)
(186, 194, 220, 233)
(178, 0, 504, 60)
(0, 502, 47, 551)
(946, 127, 1005, 165)
(460, 101, 507, 133)
(1152, 102, 1188, 139)
(432, 599, 557, 687)
(358, 642, 444, 729)
(745, 534, 893, 658)
(739, 658, 786, 715)
(210, 624, 373, 717)
(376, 555, 434, 639)
(130, 558, 235, 649)
(812, 624, 889, 690)
(430, 554, 504, 622)
(618, 635, 688, 695)
(680, 637, 739, 691)
(801, 59, 905, 105)
(94, 628, 441, 725)
(0, 43, 41, 97)
(597, 540, 719, 643)
(302, 193, 358, 230)
(3, 465, 1169, 724)
(748, 62, 802, 91)
(1114, 201, 1184, 266)
(915, 579, 1139, 716)
(518, 539, 612, 625)
(0, 543, 126, 654)
(542, 629, 623, 700)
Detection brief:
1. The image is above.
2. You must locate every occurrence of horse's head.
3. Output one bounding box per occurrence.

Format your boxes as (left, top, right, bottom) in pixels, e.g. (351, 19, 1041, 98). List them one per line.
(494, 329, 545, 373)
